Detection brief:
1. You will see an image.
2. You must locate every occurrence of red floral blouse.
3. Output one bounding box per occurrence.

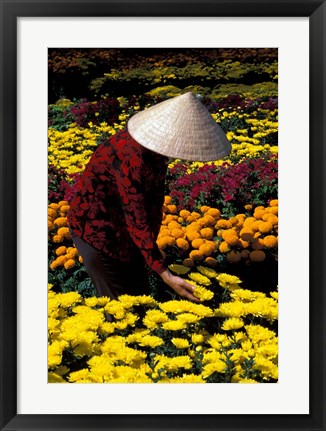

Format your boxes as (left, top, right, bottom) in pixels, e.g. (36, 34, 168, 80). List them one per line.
(67, 129, 167, 275)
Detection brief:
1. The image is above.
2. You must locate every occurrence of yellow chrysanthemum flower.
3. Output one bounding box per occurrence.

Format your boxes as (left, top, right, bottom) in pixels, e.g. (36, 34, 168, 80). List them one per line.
(138, 335, 164, 348)
(216, 273, 242, 289)
(197, 265, 218, 278)
(188, 272, 212, 286)
(221, 317, 244, 331)
(193, 285, 214, 301)
(171, 338, 190, 349)
(202, 360, 227, 378)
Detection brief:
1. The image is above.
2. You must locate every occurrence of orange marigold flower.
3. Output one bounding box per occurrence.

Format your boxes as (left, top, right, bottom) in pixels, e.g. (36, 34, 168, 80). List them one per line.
(191, 238, 205, 249)
(198, 215, 216, 227)
(48, 221, 54, 230)
(54, 217, 68, 228)
(243, 217, 256, 227)
(262, 214, 278, 225)
(189, 250, 204, 261)
(200, 205, 211, 213)
(171, 228, 185, 239)
(215, 219, 232, 229)
(52, 235, 64, 243)
(251, 220, 262, 232)
(49, 260, 58, 270)
(56, 255, 68, 266)
(64, 259, 76, 270)
(200, 227, 214, 240)
(55, 246, 67, 256)
(222, 229, 239, 246)
(186, 229, 201, 241)
(254, 231, 262, 238)
(60, 205, 70, 213)
(265, 206, 278, 215)
(253, 209, 265, 220)
(164, 196, 172, 205)
(78, 256, 84, 264)
(207, 208, 221, 218)
(168, 221, 180, 230)
(199, 242, 216, 256)
(179, 209, 191, 219)
(57, 227, 70, 239)
(66, 248, 78, 258)
(205, 257, 218, 267)
(269, 199, 278, 207)
(59, 200, 69, 207)
(219, 241, 231, 253)
(244, 204, 253, 211)
(163, 214, 175, 224)
(228, 217, 239, 226)
(249, 250, 266, 262)
(49, 203, 60, 210)
(263, 235, 278, 248)
(258, 221, 273, 234)
(187, 221, 201, 230)
(176, 238, 190, 250)
(239, 238, 250, 249)
(240, 228, 254, 241)
(48, 208, 57, 218)
(188, 212, 201, 221)
(178, 217, 184, 223)
(241, 250, 251, 259)
(227, 250, 241, 263)
(159, 228, 171, 238)
(167, 204, 178, 214)
(252, 238, 265, 250)
(157, 236, 175, 249)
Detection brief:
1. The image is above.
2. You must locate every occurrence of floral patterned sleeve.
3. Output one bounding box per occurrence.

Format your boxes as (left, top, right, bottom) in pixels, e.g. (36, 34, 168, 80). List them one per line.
(113, 140, 167, 275)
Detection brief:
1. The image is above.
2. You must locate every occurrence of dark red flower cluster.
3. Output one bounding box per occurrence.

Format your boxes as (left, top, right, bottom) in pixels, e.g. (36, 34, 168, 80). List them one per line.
(48, 165, 81, 202)
(69, 97, 121, 128)
(167, 155, 278, 216)
(202, 95, 278, 113)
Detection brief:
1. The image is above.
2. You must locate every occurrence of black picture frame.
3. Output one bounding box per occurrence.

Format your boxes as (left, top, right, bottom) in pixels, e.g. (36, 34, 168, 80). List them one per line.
(1, 1, 325, 430)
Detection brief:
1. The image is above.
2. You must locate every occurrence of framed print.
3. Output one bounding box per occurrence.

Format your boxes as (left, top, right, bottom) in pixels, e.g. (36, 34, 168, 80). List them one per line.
(1, 0, 325, 430)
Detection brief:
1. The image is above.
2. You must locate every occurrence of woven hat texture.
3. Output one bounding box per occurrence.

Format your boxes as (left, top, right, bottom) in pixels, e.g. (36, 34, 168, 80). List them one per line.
(127, 92, 231, 161)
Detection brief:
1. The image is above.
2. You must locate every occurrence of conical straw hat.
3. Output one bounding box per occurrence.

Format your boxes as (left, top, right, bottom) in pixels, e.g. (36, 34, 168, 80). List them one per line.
(127, 92, 231, 162)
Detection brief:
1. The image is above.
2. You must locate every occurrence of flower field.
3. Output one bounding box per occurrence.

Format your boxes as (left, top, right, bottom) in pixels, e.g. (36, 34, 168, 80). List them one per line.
(48, 48, 278, 383)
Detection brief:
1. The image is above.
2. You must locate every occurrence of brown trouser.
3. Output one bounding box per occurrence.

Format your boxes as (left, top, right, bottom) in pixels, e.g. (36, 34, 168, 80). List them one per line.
(71, 233, 149, 300)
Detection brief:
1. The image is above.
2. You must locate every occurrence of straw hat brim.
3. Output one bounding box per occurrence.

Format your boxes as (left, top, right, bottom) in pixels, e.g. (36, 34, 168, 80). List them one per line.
(127, 92, 231, 162)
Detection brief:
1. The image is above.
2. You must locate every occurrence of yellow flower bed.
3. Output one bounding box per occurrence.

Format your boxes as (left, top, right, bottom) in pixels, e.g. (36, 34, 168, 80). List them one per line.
(48, 271, 278, 383)
(48, 122, 119, 175)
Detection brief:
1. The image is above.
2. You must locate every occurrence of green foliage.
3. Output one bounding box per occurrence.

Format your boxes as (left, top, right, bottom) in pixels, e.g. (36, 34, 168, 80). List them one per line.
(49, 264, 96, 297)
(89, 61, 278, 96)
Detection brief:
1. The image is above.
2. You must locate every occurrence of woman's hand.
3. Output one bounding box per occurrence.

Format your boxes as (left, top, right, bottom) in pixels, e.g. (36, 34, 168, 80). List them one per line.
(160, 269, 201, 303)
